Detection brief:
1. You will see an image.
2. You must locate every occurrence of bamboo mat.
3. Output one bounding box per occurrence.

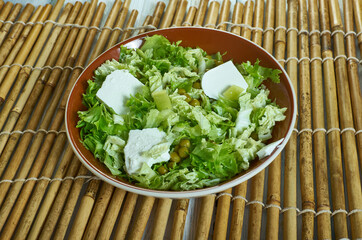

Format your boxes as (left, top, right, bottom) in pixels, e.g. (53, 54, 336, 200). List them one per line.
(0, 0, 361, 239)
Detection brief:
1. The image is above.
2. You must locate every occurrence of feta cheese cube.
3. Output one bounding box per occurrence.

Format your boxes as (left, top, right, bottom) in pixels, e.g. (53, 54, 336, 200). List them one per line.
(96, 69, 144, 115)
(201, 61, 248, 99)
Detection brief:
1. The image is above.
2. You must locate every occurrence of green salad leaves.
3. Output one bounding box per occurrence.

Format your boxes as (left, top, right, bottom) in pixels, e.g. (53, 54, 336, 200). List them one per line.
(77, 35, 286, 190)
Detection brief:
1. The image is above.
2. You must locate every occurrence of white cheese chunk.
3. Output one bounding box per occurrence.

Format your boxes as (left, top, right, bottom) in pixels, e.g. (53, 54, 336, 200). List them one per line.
(256, 138, 284, 159)
(201, 60, 248, 99)
(96, 69, 144, 115)
(235, 108, 253, 133)
(124, 128, 171, 175)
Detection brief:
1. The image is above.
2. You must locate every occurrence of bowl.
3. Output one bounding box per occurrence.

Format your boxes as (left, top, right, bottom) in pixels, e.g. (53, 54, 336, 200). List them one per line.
(65, 27, 297, 198)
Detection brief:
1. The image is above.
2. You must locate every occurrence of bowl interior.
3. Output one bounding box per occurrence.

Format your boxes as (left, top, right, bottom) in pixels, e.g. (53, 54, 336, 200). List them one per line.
(66, 27, 296, 198)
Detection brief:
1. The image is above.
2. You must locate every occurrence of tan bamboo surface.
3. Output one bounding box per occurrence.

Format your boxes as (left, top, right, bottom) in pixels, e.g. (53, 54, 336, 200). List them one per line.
(0, 2, 23, 47)
(1, 0, 362, 239)
(344, 0, 362, 168)
(308, 0, 332, 239)
(298, 0, 315, 239)
(283, 0, 298, 239)
(319, 0, 349, 238)
(328, 0, 362, 238)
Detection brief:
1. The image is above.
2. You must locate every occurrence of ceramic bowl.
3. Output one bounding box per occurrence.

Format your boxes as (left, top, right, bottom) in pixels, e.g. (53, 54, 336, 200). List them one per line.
(65, 27, 297, 198)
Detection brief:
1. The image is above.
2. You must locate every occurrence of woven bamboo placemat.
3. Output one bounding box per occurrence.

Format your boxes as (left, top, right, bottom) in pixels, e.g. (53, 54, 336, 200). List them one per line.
(0, 0, 361, 239)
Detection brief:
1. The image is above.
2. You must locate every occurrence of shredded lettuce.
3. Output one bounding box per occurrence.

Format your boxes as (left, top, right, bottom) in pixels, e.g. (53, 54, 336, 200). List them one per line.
(77, 35, 287, 191)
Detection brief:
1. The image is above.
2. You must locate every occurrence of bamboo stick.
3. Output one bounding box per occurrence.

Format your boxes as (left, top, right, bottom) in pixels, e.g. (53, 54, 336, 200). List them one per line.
(0, 6, 43, 65)
(204, 1, 219, 29)
(0, 2, 13, 29)
(67, 179, 101, 240)
(29, 4, 106, 239)
(96, 188, 126, 239)
(105, 0, 131, 49)
(128, 196, 156, 239)
(0, 3, 71, 153)
(229, 3, 254, 239)
(0, 4, 51, 86)
(230, 183, 247, 239)
(0, 2, 88, 237)
(344, 0, 362, 167)
(265, 1, 285, 239)
(40, 165, 89, 240)
(10, 2, 98, 238)
(159, 0, 178, 29)
(28, 156, 81, 239)
(149, 1, 166, 29)
(0, 1, 71, 206)
(0, 1, 63, 103)
(172, 0, 188, 27)
(89, 0, 123, 62)
(82, 182, 115, 239)
(170, 199, 190, 240)
(328, 0, 362, 238)
(195, 195, 215, 239)
(193, 0, 209, 26)
(247, 1, 266, 239)
(241, 0, 254, 39)
(182, 6, 197, 26)
(352, 0, 362, 57)
(113, 193, 139, 239)
(319, 0, 348, 238)
(1, 129, 68, 239)
(298, 0, 315, 238)
(308, 0, 332, 239)
(230, 2, 243, 35)
(217, 0, 230, 31)
(0, 3, 22, 46)
(213, 189, 232, 240)
(138, 15, 152, 34)
(150, 198, 173, 240)
(283, 0, 298, 239)
(119, 9, 138, 41)
(0, 0, 4, 11)
(13, 130, 69, 240)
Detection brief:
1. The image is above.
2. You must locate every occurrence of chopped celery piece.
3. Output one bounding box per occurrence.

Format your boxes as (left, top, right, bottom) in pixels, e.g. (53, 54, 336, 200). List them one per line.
(223, 85, 244, 101)
(152, 90, 172, 110)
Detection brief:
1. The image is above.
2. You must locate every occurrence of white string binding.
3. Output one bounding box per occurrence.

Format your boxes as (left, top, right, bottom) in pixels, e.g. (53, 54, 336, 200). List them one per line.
(0, 129, 66, 137)
(246, 200, 265, 207)
(340, 127, 356, 134)
(297, 209, 317, 216)
(331, 209, 348, 216)
(286, 27, 298, 33)
(281, 206, 300, 214)
(0, 63, 84, 71)
(2, 19, 361, 40)
(312, 128, 327, 134)
(264, 204, 282, 211)
(326, 128, 341, 135)
(0, 175, 100, 184)
(298, 29, 309, 35)
(232, 195, 248, 202)
(315, 209, 332, 217)
(215, 192, 233, 200)
(298, 128, 313, 135)
(320, 30, 332, 36)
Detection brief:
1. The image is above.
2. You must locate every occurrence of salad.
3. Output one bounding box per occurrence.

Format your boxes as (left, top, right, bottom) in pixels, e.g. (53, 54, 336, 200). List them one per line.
(77, 35, 286, 191)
